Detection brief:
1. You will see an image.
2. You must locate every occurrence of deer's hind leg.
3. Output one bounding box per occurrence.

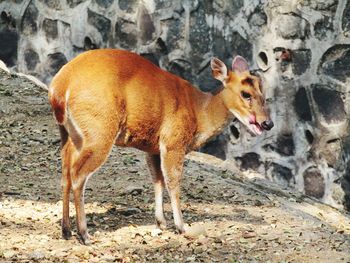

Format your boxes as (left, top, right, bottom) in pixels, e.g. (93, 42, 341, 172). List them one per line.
(62, 101, 119, 244)
(146, 154, 167, 229)
(59, 125, 73, 240)
(69, 127, 118, 244)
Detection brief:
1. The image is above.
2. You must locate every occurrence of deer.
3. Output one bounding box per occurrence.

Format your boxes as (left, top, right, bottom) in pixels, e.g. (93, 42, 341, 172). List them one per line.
(48, 49, 274, 244)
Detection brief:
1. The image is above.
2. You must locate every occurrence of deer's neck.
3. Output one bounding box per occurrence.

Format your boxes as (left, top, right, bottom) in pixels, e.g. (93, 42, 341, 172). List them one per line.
(190, 89, 233, 150)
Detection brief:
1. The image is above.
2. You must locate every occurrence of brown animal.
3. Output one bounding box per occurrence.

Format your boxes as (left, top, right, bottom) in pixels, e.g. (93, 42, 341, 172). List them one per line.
(48, 49, 273, 244)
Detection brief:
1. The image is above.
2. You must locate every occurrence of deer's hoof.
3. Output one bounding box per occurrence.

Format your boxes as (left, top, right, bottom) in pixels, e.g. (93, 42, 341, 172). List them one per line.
(78, 232, 91, 245)
(62, 227, 72, 240)
(175, 224, 186, 234)
(156, 218, 167, 230)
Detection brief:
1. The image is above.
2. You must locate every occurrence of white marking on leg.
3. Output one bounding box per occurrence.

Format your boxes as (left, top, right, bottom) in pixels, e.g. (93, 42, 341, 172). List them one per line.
(66, 110, 84, 149)
(48, 85, 54, 98)
(159, 142, 168, 186)
(72, 172, 93, 191)
(61, 167, 69, 188)
(154, 182, 164, 221)
(65, 88, 70, 102)
(82, 173, 93, 200)
(159, 142, 184, 232)
(159, 141, 167, 155)
(169, 189, 184, 231)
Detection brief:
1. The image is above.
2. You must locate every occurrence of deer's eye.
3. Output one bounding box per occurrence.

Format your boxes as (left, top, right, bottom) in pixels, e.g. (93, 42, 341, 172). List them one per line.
(241, 91, 252, 100)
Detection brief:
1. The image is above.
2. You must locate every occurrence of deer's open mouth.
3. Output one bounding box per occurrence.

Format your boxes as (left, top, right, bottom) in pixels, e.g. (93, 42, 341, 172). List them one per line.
(247, 115, 263, 136)
(248, 122, 263, 135)
(230, 111, 264, 136)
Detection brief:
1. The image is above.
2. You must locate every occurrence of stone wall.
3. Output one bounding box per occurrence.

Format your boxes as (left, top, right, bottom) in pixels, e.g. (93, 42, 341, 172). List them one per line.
(1, 0, 350, 210)
(223, 0, 350, 210)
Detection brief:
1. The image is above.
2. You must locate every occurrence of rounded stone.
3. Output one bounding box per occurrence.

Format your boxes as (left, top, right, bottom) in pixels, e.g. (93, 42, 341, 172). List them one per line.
(292, 49, 311, 75)
(165, 18, 184, 51)
(0, 11, 17, 67)
(343, 1, 350, 35)
(140, 53, 159, 66)
(249, 12, 267, 27)
(21, 2, 38, 35)
(115, 20, 137, 49)
(236, 152, 261, 171)
(319, 45, 350, 82)
(95, 0, 114, 8)
(66, 0, 84, 7)
(248, 5, 267, 27)
(1, 11, 16, 29)
(315, 16, 333, 40)
(119, 0, 138, 13)
(200, 134, 228, 160)
(276, 134, 295, 156)
(155, 0, 172, 9)
(167, 59, 192, 82)
(42, 18, 58, 39)
(300, 0, 338, 12)
(213, 0, 243, 17)
(87, 9, 111, 42)
(320, 139, 342, 167)
(190, 7, 211, 64)
(24, 49, 40, 71)
(212, 30, 232, 68)
(84, 37, 98, 50)
(275, 14, 309, 40)
(0, 30, 18, 67)
(229, 32, 253, 63)
(47, 52, 67, 77)
(312, 84, 346, 123)
(196, 66, 221, 93)
(271, 163, 294, 186)
(38, 0, 62, 9)
(294, 87, 312, 121)
(303, 168, 325, 199)
(138, 5, 156, 44)
(331, 183, 345, 208)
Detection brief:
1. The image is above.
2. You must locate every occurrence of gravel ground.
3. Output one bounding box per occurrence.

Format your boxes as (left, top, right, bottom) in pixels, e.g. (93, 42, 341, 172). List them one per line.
(0, 69, 349, 262)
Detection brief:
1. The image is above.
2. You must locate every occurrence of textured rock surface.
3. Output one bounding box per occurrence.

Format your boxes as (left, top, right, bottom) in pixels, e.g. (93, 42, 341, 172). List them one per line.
(1, 0, 350, 210)
(0, 11, 18, 67)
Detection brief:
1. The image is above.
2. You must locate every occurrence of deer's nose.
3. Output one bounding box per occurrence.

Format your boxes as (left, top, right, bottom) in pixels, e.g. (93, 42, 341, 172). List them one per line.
(261, 120, 274, 130)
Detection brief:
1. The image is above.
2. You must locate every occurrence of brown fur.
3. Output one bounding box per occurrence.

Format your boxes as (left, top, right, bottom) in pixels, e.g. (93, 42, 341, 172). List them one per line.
(48, 49, 270, 244)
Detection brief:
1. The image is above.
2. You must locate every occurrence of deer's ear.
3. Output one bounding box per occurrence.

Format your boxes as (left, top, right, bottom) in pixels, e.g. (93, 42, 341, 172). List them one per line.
(232, 55, 249, 73)
(211, 57, 227, 83)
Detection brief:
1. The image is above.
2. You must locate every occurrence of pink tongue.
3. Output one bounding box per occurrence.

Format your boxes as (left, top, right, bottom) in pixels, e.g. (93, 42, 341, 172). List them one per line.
(249, 115, 256, 124)
(248, 115, 262, 135)
(253, 124, 263, 135)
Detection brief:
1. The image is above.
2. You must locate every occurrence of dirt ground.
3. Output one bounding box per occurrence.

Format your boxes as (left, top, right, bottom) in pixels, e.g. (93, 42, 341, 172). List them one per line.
(0, 69, 349, 262)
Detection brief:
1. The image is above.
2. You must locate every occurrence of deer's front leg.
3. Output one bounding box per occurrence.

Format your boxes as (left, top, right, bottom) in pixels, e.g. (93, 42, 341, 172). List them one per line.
(159, 144, 186, 234)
